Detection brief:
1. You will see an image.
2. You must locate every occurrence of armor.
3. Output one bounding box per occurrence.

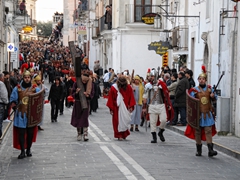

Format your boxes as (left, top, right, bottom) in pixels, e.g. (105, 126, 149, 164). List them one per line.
(195, 87, 212, 119)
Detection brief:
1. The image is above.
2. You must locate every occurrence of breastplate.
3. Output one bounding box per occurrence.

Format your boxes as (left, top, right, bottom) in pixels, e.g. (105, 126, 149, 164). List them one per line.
(195, 87, 212, 119)
(148, 86, 164, 105)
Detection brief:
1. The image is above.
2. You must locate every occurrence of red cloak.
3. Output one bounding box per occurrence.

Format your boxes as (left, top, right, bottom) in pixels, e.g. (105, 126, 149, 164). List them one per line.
(158, 80, 174, 121)
(13, 126, 38, 150)
(106, 84, 136, 139)
(184, 124, 217, 141)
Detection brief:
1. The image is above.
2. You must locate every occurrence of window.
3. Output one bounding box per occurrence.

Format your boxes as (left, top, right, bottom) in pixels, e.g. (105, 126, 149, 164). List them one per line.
(135, 0, 152, 22)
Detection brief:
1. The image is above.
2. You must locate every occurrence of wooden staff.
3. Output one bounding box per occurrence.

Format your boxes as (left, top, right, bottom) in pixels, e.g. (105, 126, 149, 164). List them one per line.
(68, 41, 88, 110)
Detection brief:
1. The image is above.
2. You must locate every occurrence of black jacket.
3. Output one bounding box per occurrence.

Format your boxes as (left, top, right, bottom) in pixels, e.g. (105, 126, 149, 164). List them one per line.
(174, 77, 190, 107)
(48, 83, 64, 101)
(188, 78, 195, 89)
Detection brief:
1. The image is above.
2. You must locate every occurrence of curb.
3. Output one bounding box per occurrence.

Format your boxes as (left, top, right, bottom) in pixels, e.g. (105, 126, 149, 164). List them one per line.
(0, 121, 12, 144)
(166, 125, 240, 161)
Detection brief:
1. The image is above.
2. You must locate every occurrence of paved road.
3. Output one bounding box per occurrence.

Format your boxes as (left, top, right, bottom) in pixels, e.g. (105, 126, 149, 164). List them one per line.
(0, 83, 240, 180)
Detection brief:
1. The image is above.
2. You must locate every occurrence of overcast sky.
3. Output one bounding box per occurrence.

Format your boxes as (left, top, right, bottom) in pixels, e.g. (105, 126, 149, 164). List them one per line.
(36, 0, 63, 22)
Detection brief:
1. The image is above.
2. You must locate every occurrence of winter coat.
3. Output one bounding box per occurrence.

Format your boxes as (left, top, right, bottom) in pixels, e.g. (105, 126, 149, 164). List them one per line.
(174, 77, 189, 107)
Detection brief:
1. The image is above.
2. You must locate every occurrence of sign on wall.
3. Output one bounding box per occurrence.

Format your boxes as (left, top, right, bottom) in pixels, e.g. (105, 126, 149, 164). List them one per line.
(78, 25, 87, 35)
(148, 41, 171, 55)
(142, 13, 159, 25)
(7, 43, 15, 52)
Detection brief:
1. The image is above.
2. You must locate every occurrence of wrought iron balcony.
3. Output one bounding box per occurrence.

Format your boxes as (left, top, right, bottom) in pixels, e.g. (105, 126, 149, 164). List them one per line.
(125, 4, 161, 23)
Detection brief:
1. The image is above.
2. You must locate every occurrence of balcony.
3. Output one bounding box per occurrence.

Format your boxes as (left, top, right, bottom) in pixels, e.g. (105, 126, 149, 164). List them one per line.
(125, 4, 161, 23)
(15, 1, 27, 16)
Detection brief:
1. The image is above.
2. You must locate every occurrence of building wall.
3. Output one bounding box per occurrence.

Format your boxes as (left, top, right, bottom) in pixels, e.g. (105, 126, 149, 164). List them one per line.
(188, 0, 239, 136)
(0, 0, 4, 72)
(62, 0, 78, 46)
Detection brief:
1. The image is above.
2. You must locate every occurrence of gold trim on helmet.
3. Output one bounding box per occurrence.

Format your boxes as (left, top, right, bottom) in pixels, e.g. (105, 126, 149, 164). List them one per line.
(198, 72, 207, 79)
(34, 75, 41, 81)
(23, 70, 31, 77)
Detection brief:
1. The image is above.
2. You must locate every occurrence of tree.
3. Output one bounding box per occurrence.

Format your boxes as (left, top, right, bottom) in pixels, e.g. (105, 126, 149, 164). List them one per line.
(36, 21, 53, 37)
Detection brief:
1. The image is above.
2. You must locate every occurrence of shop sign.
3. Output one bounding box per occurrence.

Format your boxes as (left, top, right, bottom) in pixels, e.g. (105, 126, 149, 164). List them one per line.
(148, 41, 171, 55)
(142, 13, 159, 25)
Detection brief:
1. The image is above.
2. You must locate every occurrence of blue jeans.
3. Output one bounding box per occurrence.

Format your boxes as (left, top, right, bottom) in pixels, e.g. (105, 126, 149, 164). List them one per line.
(178, 107, 187, 125)
(172, 106, 187, 125)
(0, 104, 5, 137)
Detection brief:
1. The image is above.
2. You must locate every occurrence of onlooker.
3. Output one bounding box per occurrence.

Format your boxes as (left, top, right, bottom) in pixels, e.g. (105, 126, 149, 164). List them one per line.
(103, 70, 109, 89)
(9, 71, 18, 89)
(0, 73, 9, 138)
(173, 72, 190, 126)
(167, 72, 178, 124)
(163, 73, 172, 86)
(108, 68, 115, 86)
(105, 5, 112, 30)
(185, 69, 195, 89)
(93, 60, 100, 75)
(48, 76, 64, 122)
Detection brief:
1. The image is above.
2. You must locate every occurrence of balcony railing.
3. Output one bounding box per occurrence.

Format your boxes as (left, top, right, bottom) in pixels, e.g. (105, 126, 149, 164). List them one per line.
(125, 4, 161, 23)
(99, 15, 107, 33)
(78, 0, 89, 14)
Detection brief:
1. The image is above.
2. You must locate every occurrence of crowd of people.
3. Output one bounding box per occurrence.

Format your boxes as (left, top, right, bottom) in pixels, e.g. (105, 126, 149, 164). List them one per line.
(0, 30, 218, 159)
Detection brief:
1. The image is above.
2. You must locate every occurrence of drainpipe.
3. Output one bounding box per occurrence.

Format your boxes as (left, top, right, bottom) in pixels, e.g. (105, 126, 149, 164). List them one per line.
(230, 5, 238, 134)
(218, 11, 222, 79)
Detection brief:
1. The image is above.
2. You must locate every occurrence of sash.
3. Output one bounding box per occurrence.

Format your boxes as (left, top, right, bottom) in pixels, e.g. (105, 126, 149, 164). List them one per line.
(113, 84, 131, 132)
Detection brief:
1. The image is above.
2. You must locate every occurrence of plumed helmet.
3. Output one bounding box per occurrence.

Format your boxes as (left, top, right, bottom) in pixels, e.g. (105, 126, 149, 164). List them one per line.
(198, 65, 207, 79)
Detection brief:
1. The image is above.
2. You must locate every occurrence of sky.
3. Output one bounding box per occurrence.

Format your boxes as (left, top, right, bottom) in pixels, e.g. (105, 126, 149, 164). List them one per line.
(36, 0, 63, 22)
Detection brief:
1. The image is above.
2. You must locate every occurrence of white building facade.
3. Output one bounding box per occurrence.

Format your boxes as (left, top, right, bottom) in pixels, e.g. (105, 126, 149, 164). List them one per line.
(62, 0, 78, 46)
(83, 0, 240, 137)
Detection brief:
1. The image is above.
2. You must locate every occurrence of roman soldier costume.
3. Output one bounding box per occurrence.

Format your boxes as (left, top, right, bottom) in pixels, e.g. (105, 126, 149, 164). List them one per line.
(10, 70, 42, 159)
(143, 69, 174, 143)
(185, 65, 218, 157)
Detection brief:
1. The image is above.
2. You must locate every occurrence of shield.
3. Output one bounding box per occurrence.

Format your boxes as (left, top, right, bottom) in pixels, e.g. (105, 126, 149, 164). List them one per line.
(27, 87, 45, 127)
(186, 90, 200, 129)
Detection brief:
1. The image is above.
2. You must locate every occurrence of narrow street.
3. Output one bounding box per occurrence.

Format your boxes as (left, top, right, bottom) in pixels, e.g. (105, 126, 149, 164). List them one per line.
(0, 83, 240, 180)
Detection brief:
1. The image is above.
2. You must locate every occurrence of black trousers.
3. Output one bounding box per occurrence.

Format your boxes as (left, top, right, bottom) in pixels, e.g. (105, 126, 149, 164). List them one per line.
(51, 99, 60, 119)
(18, 127, 35, 152)
(60, 99, 64, 113)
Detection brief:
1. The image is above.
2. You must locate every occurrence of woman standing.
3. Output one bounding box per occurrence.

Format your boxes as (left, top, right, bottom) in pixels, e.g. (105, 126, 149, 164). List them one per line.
(48, 76, 63, 122)
(130, 76, 144, 131)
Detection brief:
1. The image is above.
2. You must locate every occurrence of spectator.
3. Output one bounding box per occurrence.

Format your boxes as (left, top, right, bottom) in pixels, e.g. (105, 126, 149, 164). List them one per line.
(103, 70, 109, 89)
(0, 73, 9, 138)
(185, 69, 195, 89)
(105, 5, 112, 30)
(167, 72, 178, 125)
(93, 60, 100, 75)
(163, 73, 171, 86)
(173, 72, 189, 126)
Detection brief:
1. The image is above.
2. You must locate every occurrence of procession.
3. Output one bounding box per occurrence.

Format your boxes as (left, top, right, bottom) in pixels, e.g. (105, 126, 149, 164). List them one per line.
(1, 0, 240, 180)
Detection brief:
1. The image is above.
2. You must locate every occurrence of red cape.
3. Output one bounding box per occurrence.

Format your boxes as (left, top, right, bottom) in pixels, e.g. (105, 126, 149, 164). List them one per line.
(184, 124, 217, 141)
(106, 84, 136, 139)
(13, 126, 38, 150)
(158, 80, 174, 121)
